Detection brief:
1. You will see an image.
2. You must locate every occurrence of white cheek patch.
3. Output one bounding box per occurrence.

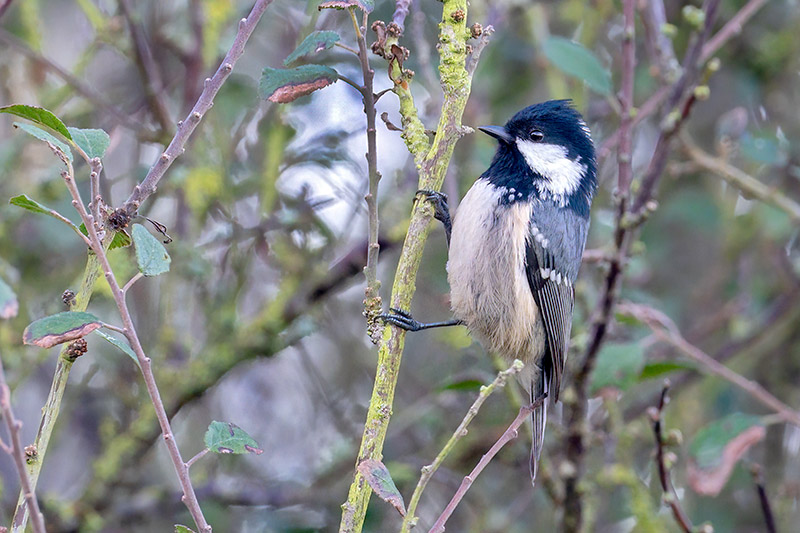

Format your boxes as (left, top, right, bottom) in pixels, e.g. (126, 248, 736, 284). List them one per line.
(516, 139, 587, 197)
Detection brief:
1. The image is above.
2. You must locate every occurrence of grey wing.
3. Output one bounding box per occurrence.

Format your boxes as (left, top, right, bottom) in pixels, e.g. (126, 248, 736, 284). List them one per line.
(524, 207, 589, 400)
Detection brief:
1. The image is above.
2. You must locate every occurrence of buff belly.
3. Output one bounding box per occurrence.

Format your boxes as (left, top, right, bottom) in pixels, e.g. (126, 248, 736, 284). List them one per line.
(447, 179, 546, 374)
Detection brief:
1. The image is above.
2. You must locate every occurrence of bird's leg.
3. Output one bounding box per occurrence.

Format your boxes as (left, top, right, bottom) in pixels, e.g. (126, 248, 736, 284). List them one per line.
(416, 189, 452, 247)
(378, 307, 463, 332)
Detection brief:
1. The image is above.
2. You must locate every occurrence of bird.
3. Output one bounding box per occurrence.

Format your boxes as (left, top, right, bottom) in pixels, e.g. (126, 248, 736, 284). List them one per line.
(381, 99, 597, 484)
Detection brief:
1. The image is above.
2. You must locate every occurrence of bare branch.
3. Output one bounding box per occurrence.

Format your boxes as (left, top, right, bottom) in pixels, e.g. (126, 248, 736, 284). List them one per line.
(428, 396, 547, 533)
(0, 356, 46, 533)
(750, 463, 777, 533)
(122, 0, 276, 215)
(701, 0, 770, 62)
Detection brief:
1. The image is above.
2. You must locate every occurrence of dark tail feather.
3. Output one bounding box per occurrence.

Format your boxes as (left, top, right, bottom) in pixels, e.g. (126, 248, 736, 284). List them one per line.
(529, 378, 549, 486)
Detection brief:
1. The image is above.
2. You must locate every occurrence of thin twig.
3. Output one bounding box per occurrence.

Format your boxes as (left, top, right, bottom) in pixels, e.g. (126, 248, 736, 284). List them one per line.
(701, 0, 770, 62)
(682, 134, 800, 223)
(401, 360, 524, 532)
(64, 153, 212, 531)
(185, 448, 210, 470)
(122, 0, 275, 215)
(649, 381, 694, 533)
(348, 7, 384, 343)
(391, 0, 411, 33)
(619, 302, 800, 428)
(465, 25, 494, 76)
(750, 463, 777, 533)
(118, 0, 173, 134)
(0, 356, 46, 533)
(100, 322, 127, 335)
(122, 272, 144, 295)
(427, 396, 547, 533)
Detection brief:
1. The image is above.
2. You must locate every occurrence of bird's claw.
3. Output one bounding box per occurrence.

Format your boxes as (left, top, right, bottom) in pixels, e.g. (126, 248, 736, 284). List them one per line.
(415, 189, 449, 220)
(378, 307, 424, 332)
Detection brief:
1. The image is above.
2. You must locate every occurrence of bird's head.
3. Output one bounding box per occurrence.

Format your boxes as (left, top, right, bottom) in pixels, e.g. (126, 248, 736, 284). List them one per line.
(480, 100, 597, 212)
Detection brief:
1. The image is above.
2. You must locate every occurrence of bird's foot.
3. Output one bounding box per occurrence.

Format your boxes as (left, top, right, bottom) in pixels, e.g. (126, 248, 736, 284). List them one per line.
(415, 189, 452, 245)
(378, 307, 463, 332)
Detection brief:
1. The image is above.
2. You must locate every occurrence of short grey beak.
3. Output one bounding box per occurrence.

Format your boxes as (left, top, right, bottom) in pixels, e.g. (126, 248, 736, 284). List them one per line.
(478, 125, 513, 144)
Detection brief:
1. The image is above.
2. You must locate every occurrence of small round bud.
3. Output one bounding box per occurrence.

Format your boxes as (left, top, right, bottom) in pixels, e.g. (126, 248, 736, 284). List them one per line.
(694, 85, 711, 101)
(451, 9, 465, 22)
(665, 429, 683, 447)
(470, 23, 483, 39)
(66, 338, 88, 361)
(682, 5, 706, 29)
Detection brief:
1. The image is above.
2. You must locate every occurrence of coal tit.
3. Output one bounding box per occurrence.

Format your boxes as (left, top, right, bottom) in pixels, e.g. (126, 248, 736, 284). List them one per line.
(383, 100, 597, 484)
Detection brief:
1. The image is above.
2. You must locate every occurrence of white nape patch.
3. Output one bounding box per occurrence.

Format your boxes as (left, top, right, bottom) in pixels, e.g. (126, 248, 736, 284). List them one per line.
(578, 119, 592, 142)
(516, 139, 587, 198)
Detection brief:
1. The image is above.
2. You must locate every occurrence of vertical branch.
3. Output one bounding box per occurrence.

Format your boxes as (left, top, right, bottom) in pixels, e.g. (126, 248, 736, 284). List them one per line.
(649, 382, 694, 533)
(750, 464, 777, 533)
(0, 356, 46, 533)
(339, 1, 480, 531)
(348, 8, 384, 341)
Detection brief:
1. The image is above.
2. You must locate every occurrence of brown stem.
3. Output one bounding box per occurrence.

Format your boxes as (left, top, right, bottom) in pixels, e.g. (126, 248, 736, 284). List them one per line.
(650, 382, 694, 533)
(122, 0, 275, 215)
(427, 397, 546, 533)
(0, 356, 46, 533)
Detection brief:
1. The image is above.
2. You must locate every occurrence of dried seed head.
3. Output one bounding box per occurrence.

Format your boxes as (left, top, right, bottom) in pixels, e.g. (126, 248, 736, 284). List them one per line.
(62, 289, 76, 308)
(66, 338, 88, 361)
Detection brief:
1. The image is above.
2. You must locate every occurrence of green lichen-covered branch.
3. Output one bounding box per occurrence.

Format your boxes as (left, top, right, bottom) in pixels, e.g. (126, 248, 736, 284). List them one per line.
(339, 1, 485, 531)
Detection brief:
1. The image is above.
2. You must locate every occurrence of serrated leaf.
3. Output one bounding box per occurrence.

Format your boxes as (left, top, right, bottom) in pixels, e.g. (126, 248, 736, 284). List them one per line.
(131, 224, 170, 276)
(318, 0, 374, 13)
(259, 65, 338, 103)
(0, 276, 18, 319)
(687, 413, 765, 496)
(0, 104, 72, 139)
(204, 421, 264, 455)
(12, 122, 73, 163)
(639, 361, 696, 381)
(67, 127, 110, 159)
(23, 311, 102, 348)
(284, 31, 341, 66)
(78, 223, 131, 250)
(590, 342, 644, 394)
(93, 330, 140, 368)
(174, 526, 196, 533)
(357, 459, 406, 516)
(10, 194, 54, 216)
(542, 36, 612, 95)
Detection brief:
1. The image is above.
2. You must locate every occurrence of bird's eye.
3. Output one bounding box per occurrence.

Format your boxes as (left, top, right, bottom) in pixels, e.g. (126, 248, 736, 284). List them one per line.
(530, 130, 544, 142)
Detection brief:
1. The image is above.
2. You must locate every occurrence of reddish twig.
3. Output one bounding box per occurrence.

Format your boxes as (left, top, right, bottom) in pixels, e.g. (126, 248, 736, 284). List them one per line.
(649, 381, 694, 533)
(428, 396, 546, 533)
(0, 356, 46, 533)
(750, 463, 777, 533)
(701, 0, 770, 62)
(122, 0, 275, 215)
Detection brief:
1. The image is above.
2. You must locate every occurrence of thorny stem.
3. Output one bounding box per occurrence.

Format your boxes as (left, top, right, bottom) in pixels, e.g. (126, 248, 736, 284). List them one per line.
(650, 382, 694, 533)
(0, 357, 46, 533)
(122, 0, 275, 215)
(62, 160, 211, 531)
(428, 396, 547, 533)
(400, 360, 524, 532)
(347, 6, 384, 341)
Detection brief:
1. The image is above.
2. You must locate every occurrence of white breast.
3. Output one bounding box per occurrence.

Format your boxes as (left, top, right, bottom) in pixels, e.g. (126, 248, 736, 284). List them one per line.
(447, 179, 546, 363)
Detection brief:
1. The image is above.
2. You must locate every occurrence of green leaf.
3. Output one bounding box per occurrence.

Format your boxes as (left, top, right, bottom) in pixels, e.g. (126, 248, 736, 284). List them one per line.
(93, 330, 140, 368)
(12, 122, 73, 163)
(204, 421, 264, 455)
(0, 276, 18, 320)
(78, 223, 131, 250)
(437, 379, 483, 392)
(284, 31, 340, 66)
(590, 342, 644, 394)
(10, 194, 55, 216)
(356, 459, 406, 516)
(0, 104, 72, 139)
(67, 127, 110, 159)
(174, 526, 196, 533)
(689, 413, 763, 470)
(23, 311, 102, 349)
(542, 36, 612, 95)
(318, 0, 374, 13)
(639, 361, 696, 381)
(131, 224, 171, 276)
(259, 65, 338, 103)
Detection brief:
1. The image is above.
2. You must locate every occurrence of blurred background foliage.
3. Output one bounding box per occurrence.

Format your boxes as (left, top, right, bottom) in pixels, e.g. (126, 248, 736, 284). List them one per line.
(0, 0, 799, 531)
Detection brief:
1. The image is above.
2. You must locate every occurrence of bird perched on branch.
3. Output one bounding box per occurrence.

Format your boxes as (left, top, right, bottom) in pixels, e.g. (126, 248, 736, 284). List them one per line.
(381, 100, 597, 484)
